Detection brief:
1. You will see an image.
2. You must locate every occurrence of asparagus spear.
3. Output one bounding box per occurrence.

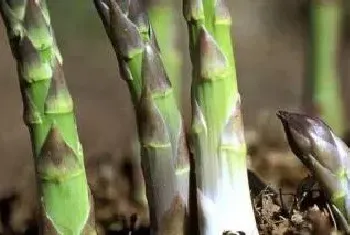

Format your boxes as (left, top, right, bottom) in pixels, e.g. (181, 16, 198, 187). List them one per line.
(277, 110, 350, 232)
(146, 0, 183, 104)
(303, 0, 345, 136)
(0, 0, 96, 234)
(93, 1, 190, 234)
(183, 0, 258, 234)
(126, 0, 184, 209)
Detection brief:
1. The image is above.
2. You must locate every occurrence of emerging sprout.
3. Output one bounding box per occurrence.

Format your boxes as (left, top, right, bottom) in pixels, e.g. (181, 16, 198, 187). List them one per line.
(277, 110, 350, 232)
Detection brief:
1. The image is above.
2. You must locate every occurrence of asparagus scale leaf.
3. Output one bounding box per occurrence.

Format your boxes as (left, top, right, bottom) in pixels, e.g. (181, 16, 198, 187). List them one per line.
(0, 0, 96, 234)
(94, 1, 190, 234)
(277, 110, 350, 232)
(147, 0, 183, 104)
(183, 0, 258, 234)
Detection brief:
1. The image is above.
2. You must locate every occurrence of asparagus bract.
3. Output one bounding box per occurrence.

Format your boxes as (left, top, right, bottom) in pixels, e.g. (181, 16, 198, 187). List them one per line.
(183, 0, 258, 234)
(147, 0, 182, 104)
(93, 1, 190, 234)
(277, 110, 350, 232)
(0, 0, 96, 234)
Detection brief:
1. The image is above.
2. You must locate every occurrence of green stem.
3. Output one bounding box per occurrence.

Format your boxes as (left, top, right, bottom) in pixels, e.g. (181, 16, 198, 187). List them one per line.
(305, 0, 345, 136)
(0, 0, 96, 234)
(183, 0, 258, 234)
(147, 0, 183, 105)
(93, 1, 190, 234)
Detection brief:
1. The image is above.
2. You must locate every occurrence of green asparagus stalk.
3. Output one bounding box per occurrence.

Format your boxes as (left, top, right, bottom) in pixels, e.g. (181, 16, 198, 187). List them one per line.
(93, 1, 190, 234)
(183, 0, 258, 234)
(147, 0, 183, 104)
(304, 0, 345, 136)
(0, 0, 96, 234)
(277, 110, 350, 232)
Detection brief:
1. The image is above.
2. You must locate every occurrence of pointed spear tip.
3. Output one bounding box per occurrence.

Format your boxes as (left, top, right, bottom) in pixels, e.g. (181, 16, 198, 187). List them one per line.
(276, 110, 289, 129)
(276, 110, 333, 138)
(276, 110, 318, 134)
(276, 110, 341, 169)
(276, 110, 308, 124)
(276, 110, 289, 119)
(276, 110, 313, 163)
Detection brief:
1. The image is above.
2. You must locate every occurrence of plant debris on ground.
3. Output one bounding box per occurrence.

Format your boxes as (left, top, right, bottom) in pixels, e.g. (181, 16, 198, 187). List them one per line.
(0, 157, 346, 235)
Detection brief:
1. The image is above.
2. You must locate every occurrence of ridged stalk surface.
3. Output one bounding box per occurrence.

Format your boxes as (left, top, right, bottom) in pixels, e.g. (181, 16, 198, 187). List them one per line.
(0, 0, 96, 234)
(183, 0, 258, 234)
(93, 1, 190, 234)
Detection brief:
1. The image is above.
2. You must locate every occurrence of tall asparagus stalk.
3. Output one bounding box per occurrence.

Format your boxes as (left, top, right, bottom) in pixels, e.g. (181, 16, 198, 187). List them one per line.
(146, 0, 183, 104)
(183, 0, 258, 234)
(303, 0, 345, 136)
(277, 111, 350, 232)
(0, 0, 96, 234)
(93, 1, 190, 234)
(126, 0, 183, 208)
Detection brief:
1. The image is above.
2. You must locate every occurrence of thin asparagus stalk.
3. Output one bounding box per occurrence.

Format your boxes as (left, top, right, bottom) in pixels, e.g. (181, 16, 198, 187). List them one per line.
(183, 0, 258, 234)
(126, 0, 184, 209)
(303, 0, 345, 136)
(277, 110, 350, 232)
(0, 0, 96, 234)
(93, 1, 190, 234)
(147, 0, 183, 104)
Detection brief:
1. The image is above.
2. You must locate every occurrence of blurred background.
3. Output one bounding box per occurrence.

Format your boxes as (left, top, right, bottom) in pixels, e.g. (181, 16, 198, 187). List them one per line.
(0, 0, 349, 234)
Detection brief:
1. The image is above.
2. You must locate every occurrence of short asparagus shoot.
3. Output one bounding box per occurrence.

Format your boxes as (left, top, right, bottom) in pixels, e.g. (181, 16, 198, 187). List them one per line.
(277, 110, 350, 233)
